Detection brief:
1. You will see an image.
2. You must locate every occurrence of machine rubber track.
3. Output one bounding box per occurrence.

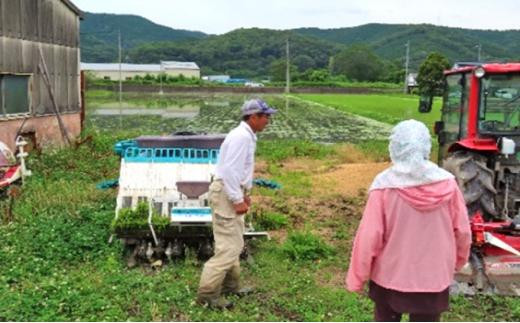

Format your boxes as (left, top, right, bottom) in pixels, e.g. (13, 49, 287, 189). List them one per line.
(442, 151, 500, 220)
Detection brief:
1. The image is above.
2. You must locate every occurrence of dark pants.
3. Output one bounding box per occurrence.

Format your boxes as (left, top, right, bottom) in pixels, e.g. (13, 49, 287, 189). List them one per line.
(374, 300, 441, 322)
(369, 281, 448, 322)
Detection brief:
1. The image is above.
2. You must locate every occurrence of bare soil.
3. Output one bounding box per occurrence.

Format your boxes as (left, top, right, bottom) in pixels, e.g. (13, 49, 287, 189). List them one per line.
(312, 162, 390, 197)
(252, 161, 389, 242)
(252, 159, 391, 289)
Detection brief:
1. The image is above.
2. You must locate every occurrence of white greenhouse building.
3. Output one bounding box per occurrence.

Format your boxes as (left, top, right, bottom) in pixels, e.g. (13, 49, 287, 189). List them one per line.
(81, 61, 200, 80)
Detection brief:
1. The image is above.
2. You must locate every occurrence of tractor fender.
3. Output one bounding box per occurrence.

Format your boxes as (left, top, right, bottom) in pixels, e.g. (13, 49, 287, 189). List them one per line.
(448, 138, 499, 153)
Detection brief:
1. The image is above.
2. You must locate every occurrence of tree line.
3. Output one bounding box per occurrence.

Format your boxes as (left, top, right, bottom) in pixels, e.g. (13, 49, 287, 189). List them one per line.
(123, 29, 409, 84)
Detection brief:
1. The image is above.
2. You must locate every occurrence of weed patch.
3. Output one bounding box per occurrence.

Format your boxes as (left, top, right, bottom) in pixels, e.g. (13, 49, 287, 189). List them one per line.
(255, 211, 288, 230)
(282, 231, 336, 261)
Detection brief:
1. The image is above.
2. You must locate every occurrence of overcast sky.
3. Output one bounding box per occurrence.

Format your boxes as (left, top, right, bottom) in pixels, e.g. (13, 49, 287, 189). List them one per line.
(72, 0, 519, 35)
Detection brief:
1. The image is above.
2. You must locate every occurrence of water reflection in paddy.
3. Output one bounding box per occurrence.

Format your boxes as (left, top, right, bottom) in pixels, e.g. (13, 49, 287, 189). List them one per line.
(86, 92, 391, 142)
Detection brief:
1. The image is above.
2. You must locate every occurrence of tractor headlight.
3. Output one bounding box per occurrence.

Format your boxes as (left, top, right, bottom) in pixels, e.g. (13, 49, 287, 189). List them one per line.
(500, 137, 516, 157)
(475, 67, 486, 78)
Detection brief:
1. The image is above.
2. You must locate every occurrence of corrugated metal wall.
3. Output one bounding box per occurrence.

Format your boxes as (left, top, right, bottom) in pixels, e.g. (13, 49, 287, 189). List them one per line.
(0, 0, 80, 115)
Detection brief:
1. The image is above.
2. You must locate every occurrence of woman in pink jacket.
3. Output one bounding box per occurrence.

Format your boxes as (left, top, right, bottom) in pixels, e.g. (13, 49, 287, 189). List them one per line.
(346, 119, 471, 322)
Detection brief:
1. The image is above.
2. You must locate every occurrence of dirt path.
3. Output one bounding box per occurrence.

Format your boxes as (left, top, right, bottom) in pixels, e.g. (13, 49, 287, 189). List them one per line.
(256, 158, 390, 197)
(313, 162, 390, 197)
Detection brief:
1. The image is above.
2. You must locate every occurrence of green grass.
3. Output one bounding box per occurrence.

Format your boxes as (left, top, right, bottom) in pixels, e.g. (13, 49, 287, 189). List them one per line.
(355, 139, 389, 162)
(0, 130, 358, 321)
(0, 149, 364, 321)
(257, 139, 337, 162)
(296, 93, 442, 129)
(281, 231, 336, 262)
(269, 80, 402, 89)
(0, 92, 517, 321)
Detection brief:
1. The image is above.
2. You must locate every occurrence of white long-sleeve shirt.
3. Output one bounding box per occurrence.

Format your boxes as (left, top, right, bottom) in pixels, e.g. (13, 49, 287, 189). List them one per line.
(215, 121, 257, 203)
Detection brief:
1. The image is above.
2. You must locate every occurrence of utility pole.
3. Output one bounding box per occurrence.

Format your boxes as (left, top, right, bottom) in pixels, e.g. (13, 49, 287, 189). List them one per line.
(476, 44, 482, 62)
(159, 69, 164, 95)
(285, 37, 290, 94)
(159, 74, 164, 95)
(403, 41, 410, 94)
(118, 30, 123, 128)
(118, 30, 123, 102)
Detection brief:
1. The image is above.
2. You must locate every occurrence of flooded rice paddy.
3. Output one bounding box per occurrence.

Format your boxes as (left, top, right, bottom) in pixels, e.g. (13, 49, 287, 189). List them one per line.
(86, 92, 391, 142)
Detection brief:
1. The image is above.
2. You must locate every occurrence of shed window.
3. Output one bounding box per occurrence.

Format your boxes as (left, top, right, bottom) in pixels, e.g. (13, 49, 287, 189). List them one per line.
(0, 75, 31, 117)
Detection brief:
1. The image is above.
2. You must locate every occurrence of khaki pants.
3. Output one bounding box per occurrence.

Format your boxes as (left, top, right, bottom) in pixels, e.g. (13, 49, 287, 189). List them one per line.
(197, 180, 245, 300)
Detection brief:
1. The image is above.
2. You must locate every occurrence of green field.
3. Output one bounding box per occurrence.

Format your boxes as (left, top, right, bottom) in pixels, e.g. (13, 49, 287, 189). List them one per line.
(296, 93, 442, 129)
(1, 92, 517, 321)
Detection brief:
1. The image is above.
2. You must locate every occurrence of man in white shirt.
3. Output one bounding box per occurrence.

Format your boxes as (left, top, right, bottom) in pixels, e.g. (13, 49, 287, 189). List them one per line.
(197, 98, 276, 309)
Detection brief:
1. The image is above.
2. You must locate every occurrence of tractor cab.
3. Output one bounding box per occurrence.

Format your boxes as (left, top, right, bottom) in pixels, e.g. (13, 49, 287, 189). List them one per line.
(421, 63, 520, 161)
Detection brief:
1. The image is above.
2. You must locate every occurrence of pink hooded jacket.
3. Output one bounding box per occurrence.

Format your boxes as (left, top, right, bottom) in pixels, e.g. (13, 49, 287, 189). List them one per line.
(346, 178, 471, 293)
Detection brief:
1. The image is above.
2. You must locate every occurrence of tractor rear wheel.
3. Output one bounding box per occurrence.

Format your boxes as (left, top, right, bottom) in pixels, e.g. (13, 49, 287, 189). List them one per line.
(442, 150, 499, 220)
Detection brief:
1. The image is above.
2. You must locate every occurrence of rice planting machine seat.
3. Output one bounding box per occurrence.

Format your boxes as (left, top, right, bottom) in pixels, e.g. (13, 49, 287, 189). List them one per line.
(0, 136, 31, 191)
(112, 133, 268, 266)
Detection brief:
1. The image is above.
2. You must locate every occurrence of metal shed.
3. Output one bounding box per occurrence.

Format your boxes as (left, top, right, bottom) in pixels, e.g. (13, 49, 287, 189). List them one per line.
(160, 61, 200, 78)
(81, 63, 162, 81)
(0, 0, 83, 151)
(81, 61, 201, 80)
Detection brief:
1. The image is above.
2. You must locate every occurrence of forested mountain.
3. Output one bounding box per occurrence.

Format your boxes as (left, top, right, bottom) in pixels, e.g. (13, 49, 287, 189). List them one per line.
(80, 12, 520, 78)
(80, 12, 207, 62)
(128, 28, 341, 77)
(294, 24, 520, 68)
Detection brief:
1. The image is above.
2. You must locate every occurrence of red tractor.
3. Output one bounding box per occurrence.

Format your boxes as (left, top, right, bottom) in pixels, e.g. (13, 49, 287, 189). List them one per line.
(420, 62, 520, 295)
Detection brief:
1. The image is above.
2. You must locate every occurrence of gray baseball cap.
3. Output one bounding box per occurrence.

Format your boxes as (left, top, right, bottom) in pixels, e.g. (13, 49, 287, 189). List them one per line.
(241, 99, 277, 116)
